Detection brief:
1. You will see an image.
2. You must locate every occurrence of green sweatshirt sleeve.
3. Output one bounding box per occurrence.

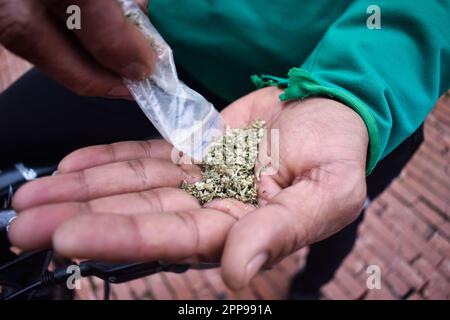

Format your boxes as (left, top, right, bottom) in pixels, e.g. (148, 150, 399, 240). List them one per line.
(253, 0, 450, 175)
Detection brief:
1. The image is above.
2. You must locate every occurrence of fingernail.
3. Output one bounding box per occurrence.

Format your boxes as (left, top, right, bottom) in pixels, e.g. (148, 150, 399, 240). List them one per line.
(121, 62, 150, 80)
(244, 252, 268, 286)
(108, 86, 130, 98)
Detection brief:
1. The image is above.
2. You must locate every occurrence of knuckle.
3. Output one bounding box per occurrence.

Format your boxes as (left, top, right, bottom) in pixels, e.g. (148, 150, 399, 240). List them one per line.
(126, 159, 149, 187)
(138, 189, 164, 212)
(173, 211, 201, 257)
(75, 170, 91, 199)
(104, 144, 117, 162)
(138, 141, 154, 159)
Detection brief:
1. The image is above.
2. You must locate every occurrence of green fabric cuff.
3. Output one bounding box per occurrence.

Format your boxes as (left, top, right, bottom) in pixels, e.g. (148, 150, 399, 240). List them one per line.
(251, 68, 381, 175)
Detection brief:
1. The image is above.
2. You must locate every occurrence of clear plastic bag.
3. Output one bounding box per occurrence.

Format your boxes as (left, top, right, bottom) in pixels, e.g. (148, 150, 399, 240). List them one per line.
(118, 0, 225, 161)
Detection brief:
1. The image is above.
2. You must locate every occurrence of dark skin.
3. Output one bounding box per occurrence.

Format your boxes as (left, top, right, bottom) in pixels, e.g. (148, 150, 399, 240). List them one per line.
(0, 0, 154, 98)
(1, 0, 369, 291)
(9, 87, 369, 290)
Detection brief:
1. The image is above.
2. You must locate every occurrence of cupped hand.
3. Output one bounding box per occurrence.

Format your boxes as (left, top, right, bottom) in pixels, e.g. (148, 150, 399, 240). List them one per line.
(0, 0, 153, 98)
(9, 87, 369, 290)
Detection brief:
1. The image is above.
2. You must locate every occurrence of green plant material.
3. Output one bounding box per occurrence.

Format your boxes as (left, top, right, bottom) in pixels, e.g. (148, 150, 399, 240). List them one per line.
(182, 120, 265, 205)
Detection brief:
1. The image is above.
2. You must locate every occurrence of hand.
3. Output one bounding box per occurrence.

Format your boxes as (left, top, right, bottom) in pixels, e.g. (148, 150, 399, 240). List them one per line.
(0, 0, 154, 98)
(9, 87, 369, 290)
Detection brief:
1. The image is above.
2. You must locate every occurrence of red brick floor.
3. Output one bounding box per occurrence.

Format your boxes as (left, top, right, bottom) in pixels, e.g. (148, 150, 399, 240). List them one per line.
(1, 47, 449, 300)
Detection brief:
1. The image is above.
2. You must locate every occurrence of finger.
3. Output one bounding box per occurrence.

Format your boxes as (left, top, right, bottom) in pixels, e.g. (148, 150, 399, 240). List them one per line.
(88, 187, 200, 215)
(256, 175, 283, 206)
(221, 181, 320, 290)
(9, 188, 200, 250)
(52, 208, 236, 262)
(58, 140, 174, 173)
(9, 202, 85, 250)
(0, 0, 124, 97)
(203, 198, 256, 220)
(43, 0, 155, 80)
(220, 86, 284, 128)
(136, 0, 149, 13)
(13, 159, 201, 210)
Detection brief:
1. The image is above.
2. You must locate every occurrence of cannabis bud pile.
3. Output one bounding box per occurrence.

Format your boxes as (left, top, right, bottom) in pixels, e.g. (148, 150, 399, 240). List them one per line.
(182, 121, 265, 205)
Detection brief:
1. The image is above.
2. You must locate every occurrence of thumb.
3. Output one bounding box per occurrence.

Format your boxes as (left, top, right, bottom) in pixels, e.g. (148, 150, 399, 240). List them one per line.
(220, 200, 306, 290)
(221, 166, 366, 290)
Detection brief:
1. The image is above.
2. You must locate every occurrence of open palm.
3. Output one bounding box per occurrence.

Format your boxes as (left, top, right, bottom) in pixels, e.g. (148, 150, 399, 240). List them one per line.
(10, 87, 368, 289)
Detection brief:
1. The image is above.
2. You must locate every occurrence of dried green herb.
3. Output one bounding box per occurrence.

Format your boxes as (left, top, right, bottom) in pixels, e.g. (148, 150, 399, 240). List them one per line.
(182, 120, 265, 205)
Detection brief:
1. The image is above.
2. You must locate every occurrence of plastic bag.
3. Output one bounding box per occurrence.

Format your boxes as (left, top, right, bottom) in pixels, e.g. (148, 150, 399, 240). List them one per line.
(118, 0, 225, 161)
